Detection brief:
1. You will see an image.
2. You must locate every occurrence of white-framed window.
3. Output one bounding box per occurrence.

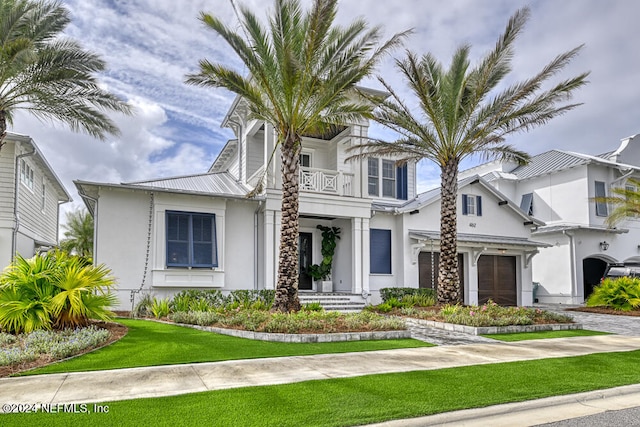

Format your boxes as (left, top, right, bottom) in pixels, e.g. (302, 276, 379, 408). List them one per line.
(381, 159, 396, 198)
(368, 158, 407, 199)
(368, 158, 379, 196)
(41, 179, 46, 211)
(299, 153, 311, 168)
(166, 211, 218, 268)
(594, 181, 608, 217)
(462, 194, 482, 216)
(20, 159, 34, 190)
(520, 193, 534, 216)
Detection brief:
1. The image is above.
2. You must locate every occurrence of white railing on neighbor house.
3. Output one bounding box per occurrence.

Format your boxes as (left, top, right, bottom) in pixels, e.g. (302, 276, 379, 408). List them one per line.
(300, 167, 354, 196)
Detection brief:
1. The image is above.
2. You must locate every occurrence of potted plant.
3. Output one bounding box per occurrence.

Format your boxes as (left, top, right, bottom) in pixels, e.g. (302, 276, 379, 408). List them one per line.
(307, 225, 340, 292)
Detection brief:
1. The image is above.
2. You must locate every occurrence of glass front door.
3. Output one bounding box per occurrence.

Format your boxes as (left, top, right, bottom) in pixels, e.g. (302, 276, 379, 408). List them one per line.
(298, 232, 313, 290)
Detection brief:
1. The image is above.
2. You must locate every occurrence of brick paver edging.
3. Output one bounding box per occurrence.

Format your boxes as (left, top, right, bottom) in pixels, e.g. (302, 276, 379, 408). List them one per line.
(408, 318, 583, 335)
(172, 322, 411, 342)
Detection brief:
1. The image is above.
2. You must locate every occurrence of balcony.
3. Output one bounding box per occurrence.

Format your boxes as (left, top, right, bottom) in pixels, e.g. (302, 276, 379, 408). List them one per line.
(300, 167, 354, 196)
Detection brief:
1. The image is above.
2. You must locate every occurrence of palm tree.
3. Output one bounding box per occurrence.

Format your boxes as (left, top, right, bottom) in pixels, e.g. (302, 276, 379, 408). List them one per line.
(60, 208, 93, 258)
(186, 0, 407, 312)
(593, 178, 640, 227)
(0, 0, 131, 151)
(350, 8, 589, 305)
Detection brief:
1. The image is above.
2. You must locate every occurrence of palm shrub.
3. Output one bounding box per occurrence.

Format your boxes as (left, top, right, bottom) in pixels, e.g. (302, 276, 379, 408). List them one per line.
(0, 251, 116, 333)
(587, 277, 640, 311)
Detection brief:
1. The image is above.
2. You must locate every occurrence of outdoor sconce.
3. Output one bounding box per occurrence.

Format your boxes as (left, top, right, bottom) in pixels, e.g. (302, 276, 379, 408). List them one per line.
(600, 241, 610, 251)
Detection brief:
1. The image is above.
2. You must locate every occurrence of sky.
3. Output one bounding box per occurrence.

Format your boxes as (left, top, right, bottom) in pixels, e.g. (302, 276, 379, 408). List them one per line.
(11, 0, 640, 221)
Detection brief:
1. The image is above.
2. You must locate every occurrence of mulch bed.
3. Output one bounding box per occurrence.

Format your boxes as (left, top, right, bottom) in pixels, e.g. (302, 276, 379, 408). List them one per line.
(566, 306, 640, 317)
(0, 321, 128, 378)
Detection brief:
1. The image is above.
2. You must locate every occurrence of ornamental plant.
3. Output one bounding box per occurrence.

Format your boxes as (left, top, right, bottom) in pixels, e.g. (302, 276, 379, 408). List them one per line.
(307, 225, 341, 281)
(586, 277, 640, 311)
(0, 251, 116, 333)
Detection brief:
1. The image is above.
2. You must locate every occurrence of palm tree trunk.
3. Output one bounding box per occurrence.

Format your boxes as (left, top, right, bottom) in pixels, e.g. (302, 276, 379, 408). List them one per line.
(0, 110, 6, 152)
(272, 134, 302, 312)
(438, 158, 461, 304)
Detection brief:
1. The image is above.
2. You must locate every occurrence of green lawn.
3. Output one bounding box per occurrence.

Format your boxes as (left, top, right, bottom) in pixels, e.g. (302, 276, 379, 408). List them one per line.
(24, 318, 432, 375)
(482, 329, 610, 341)
(7, 349, 640, 426)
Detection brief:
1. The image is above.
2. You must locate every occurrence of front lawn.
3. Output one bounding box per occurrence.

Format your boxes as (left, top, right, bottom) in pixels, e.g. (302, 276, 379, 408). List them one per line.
(6, 349, 640, 426)
(24, 318, 432, 375)
(482, 329, 610, 341)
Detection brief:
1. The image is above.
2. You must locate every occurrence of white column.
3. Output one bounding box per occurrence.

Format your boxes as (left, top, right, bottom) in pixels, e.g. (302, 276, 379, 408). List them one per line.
(361, 218, 370, 295)
(352, 218, 362, 294)
(264, 210, 276, 290)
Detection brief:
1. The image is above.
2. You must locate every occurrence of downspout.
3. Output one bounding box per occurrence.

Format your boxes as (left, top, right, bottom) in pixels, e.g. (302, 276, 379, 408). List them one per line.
(563, 230, 577, 302)
(12, 146, 36, 260)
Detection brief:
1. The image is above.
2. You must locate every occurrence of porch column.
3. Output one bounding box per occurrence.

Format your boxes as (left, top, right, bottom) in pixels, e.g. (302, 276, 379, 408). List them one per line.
(263, 209, 279, 290)
(352, 217, 370, 296)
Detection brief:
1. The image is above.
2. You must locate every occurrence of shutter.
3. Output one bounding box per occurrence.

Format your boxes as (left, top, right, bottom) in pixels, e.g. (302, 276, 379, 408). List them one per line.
(476, 195, 482, 216)
(396, 165, 408, 200)
(462, 194, 468, 215)
(370, 229, 392, 274)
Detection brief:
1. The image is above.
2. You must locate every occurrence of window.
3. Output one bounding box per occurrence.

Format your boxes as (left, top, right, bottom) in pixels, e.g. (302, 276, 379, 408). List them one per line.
(381, 160, 396, 198)
(166, 212, 217, 268)
(462, 194, 482, 216)
(20, 159, 34, 190)
(368, 158, 379, 196)
(368, 158, 408, 199)
(520, 193, 533, 216)
(300, 153, 311, 168)
(594, 181, 608, 217)
(41, 180, 46, 211)
(370, 229, 391, 274)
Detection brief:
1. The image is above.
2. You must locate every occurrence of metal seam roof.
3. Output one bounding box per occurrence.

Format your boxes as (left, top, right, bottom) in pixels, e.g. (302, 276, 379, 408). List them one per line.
(409, 230, 551, 248)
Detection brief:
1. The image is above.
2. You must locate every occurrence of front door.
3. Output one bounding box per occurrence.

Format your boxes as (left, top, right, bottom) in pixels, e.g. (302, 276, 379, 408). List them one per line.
(298, 232, 313, 290)
(478, 255, 517, 305)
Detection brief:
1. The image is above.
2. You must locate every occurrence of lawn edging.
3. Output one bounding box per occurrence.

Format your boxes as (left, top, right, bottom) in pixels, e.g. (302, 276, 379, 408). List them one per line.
(169, 321, 411, 342)
(407, 318, 583, 335)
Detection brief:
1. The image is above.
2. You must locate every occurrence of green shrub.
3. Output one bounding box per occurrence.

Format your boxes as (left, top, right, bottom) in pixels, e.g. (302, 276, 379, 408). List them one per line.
(169, 311, 222, 326)
(380, 287, 436, 303)
(0, 251, 116, 333)
(151, 298, 171, 319)
(586, 277, 640, 311)
(133, 293, 154, 318)
(401, 294, 436, 307)
(302, 302, 324, 312)
(228, 290, 275, 309)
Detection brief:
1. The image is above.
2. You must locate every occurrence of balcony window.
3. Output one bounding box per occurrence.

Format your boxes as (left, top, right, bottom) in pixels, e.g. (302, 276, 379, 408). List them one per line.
(382, 160, 395, 198)
(368, 158, 379, 196)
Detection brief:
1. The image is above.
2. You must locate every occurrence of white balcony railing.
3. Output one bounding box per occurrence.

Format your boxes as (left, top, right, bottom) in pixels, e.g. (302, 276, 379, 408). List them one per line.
(300, 167, 354, 196)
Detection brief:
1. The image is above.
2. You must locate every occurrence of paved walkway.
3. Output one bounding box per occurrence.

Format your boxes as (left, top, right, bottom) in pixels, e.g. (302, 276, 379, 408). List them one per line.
(1, 305, 639, 426)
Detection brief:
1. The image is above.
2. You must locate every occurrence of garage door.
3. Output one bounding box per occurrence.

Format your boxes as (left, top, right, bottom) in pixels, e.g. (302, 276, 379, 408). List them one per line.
(477, 255, 517, 305)
(419, 252, 464, 290)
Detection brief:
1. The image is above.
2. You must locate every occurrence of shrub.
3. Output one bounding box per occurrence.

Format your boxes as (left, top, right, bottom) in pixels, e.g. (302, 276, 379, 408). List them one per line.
(586, 277, 640, 311)
(170, 311, 222, 326)
(380, 287, 436, 303)
(302, 302, 324, 312)
(0, 251, 116, 333)
(133, 293, 154, 318)
(151, 298, 171, 319)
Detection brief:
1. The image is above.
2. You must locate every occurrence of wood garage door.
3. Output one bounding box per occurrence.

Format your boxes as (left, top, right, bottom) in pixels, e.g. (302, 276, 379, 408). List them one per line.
(419, 252, 464, 290)
(477, 255, 517, 305)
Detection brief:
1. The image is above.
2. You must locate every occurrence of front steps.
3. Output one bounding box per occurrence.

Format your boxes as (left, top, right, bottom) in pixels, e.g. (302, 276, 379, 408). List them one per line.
(298, 293, 367, 312)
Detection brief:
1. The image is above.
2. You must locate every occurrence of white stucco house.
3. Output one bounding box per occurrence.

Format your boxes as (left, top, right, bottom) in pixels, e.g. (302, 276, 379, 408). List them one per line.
(76, 94, 547, 310)
(461, 133, 640, 304)
(0, 132, 71, 269)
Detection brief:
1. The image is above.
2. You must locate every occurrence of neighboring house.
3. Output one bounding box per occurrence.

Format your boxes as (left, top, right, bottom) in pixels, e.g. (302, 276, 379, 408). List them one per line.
(461, 133, 640, 304)
(76, 94, 546, 310)
(0, 132, 71, 269)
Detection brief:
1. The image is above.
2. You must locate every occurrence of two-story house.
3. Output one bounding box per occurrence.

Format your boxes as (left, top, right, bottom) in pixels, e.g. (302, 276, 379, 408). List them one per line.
(76, 93, 547, 310)
(0, 132, 71, 269)
(462, 133, 640, 304)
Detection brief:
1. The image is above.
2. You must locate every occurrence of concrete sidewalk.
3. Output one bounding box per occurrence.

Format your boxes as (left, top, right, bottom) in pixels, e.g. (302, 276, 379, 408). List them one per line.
(2, 334, 640, 408)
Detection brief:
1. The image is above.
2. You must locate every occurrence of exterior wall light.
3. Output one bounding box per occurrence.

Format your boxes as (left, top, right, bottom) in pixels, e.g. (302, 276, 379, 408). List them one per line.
(599, 241, 610, 251)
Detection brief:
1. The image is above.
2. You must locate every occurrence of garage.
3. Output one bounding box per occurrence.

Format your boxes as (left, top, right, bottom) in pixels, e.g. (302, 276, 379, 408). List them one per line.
(477, 255, 517, 305)
(419, 252, 464, 290)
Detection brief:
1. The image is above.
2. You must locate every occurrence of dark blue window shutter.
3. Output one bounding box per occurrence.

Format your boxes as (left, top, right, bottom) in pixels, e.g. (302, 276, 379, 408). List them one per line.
(462, 194, 468, 215)
(370, 229, 392, 274)
(396, 165, 408, 200)
(476, 196, 482, 216)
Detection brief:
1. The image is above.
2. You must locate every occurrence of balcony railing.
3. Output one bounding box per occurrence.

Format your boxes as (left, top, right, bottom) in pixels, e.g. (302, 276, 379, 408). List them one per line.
(300, 167, 354, 196)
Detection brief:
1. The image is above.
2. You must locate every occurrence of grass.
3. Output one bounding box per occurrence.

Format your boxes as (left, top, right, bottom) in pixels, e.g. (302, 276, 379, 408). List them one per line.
(6, 349, 640, 426)
(482, 329, 611, 342)
(23, 318, 432, 375)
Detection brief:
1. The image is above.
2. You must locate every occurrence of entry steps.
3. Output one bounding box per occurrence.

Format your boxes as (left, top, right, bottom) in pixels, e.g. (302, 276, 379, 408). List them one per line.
(298, 293, 367, 312)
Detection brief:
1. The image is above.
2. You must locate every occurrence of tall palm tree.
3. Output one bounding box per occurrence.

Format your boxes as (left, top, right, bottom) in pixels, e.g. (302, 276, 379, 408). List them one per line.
(593, 177, 640, 227)
(350, 7, 589, 305)
(0, 0, 131, 151)
(186, 0, 406, 312)
(60, 208, 93, 258)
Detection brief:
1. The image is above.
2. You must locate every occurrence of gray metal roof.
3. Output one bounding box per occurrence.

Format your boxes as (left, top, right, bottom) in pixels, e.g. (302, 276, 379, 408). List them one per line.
(532, 224, 629, 236)
(409, 230, 552, 248)
(125, 171, 249, 196)
(510, 150, 589, 180)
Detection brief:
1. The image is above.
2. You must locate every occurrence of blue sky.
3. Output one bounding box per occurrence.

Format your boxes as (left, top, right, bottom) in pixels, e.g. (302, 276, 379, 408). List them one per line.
(11, 0, 640, 217)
